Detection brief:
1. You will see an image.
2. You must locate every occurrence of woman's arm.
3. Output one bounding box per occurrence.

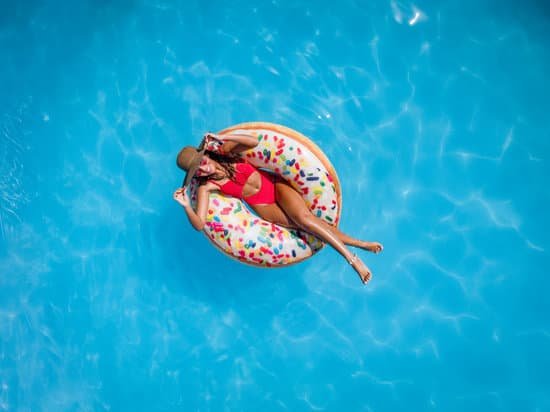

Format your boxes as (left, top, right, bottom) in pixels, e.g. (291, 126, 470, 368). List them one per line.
(173, 184, 212, 231)
(205, 132, 258, 154)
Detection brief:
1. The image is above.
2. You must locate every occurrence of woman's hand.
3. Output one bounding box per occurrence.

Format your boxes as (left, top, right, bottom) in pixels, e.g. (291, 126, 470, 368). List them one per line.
(203, 132, 224, 153)
(204, 132, 222, 141)
(203, 131, 258, 154)
(173, 187, 190, 207)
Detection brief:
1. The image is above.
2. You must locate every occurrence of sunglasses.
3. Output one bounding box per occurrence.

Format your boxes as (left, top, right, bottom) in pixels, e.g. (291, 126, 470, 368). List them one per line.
(193, 156, 209, 177)
(182, 136, 209, 188)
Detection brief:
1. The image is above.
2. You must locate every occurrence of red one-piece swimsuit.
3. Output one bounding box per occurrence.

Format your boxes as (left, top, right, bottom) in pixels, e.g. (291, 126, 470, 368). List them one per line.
(209, 162, 276, 205)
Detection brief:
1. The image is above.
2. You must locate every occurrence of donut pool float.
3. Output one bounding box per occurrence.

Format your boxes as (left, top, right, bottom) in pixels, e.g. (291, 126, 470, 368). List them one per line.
(188, 122, 342, 267)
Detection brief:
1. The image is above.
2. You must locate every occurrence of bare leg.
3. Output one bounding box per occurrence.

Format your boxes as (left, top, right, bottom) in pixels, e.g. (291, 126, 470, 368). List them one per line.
(317, 219, 383, 253)
(252, 202, 383, 253)
(272, 182, 374, 284)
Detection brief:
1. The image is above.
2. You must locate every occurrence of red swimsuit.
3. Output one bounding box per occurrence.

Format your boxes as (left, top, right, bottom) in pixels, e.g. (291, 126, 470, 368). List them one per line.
(210, 162, 276, 205)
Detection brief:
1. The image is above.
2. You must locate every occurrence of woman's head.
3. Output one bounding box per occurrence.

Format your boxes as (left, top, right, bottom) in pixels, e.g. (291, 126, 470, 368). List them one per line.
(177, 145, 241, 186)
(177, 146, 218, 175)
(176, 146, 202, 172)
(177, 146, 210, 187)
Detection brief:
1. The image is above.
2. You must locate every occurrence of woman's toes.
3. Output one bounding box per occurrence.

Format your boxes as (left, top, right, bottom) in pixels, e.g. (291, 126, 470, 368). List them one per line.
(362, 242, 382, 253)
(362, 271, 371, 284)
(351, 258, 372, 284)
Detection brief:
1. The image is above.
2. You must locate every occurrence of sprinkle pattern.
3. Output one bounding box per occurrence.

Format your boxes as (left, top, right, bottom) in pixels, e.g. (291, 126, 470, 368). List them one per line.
(189, 124, 341, 267)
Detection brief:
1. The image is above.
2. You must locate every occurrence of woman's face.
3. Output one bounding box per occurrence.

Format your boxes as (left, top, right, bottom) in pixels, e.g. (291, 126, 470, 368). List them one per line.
(195, 154, 216, 177)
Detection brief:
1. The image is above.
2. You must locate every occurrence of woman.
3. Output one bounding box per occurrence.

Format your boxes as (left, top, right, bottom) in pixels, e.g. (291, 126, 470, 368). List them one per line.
(173, 132, 383, 284)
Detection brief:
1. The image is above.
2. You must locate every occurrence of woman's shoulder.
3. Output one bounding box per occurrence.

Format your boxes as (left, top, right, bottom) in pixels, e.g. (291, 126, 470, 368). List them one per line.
(198, 180, 220, 191)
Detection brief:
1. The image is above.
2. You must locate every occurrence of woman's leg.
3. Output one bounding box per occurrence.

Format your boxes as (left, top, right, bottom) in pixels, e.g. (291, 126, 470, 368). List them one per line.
(273, 182, 374, 283)
(316, 219, 383, 253)
(252, 200, 382, 253)
(250, 203, 296, 228)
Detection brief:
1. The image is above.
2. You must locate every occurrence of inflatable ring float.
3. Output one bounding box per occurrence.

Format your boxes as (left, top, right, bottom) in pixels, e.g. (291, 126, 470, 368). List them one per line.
(188, 122, 342, 267)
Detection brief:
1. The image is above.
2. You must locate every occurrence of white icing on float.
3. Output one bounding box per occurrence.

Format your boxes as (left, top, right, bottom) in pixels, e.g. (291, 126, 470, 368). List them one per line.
(188, 122, 342, 267)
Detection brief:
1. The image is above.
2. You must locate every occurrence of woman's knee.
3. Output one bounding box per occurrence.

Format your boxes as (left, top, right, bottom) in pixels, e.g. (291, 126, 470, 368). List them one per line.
(289, 210, 315, 229)
(275, 183, 317, 227)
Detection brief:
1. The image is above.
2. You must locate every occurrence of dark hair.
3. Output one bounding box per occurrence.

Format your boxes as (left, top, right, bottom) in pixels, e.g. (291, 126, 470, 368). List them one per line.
(195, 150, 243, 184)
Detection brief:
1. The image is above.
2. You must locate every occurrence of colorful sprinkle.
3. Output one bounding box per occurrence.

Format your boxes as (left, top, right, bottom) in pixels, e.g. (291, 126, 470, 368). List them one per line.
(196, 124, 340, 267)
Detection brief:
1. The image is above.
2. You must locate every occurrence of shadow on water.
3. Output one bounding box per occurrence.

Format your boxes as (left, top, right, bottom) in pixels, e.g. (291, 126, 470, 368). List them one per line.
(149, 204, 310, 319)
(0, 0, 138, 28)
(0, 0, 139, 102)
(0, 1, 42, 28)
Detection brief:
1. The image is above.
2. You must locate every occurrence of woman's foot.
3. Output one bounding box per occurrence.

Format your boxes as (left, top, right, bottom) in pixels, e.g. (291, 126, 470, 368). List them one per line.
(349, 254, 372, 284)
(360, 241, 383, 254)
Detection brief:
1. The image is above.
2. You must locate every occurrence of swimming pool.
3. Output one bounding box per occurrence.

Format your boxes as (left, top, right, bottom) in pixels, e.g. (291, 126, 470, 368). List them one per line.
(1, 0, 549, 410)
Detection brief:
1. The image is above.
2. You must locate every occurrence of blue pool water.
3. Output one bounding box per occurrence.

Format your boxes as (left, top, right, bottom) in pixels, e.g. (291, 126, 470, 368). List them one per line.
(2, 0, 550, 410)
